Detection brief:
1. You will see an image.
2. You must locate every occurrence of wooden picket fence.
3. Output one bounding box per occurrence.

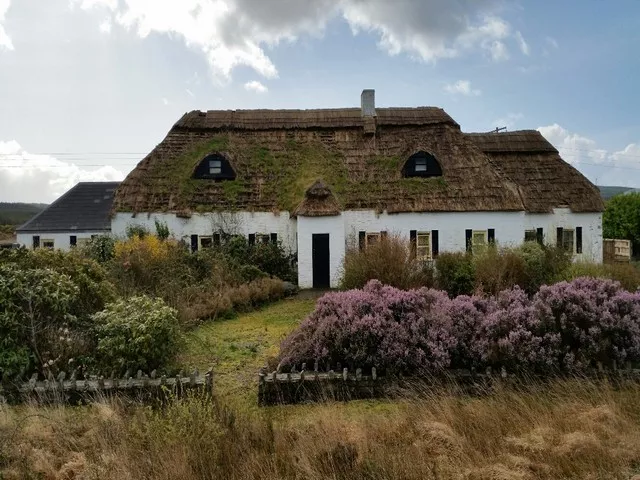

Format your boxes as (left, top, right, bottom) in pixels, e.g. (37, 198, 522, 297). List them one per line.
(0, 368, 214, 405)
(258, 361, 640, 406)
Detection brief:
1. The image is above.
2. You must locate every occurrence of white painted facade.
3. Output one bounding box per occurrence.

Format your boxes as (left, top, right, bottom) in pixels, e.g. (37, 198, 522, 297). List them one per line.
(16, 232, 108, 251)
(111, 208, 603, 289)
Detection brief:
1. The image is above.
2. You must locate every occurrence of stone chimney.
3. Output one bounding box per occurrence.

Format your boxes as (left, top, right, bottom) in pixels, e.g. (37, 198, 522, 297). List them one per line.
(361, 89, 376, 117)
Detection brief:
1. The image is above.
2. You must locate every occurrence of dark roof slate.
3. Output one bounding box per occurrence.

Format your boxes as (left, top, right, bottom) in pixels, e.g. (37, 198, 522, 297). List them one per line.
(17, 182, 120, 233)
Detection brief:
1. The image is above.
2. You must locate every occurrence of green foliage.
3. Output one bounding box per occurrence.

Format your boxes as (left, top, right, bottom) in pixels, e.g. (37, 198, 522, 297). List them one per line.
(0, 265, 92, 376)
(603, 192, 640, 257)
(93, 296, 181, 374)
(559, 262, 640, 292)
(220, 235, 297, 284)
(126, 223, 149, 239)
(154, 220, 171, 240)
(435, 252, 476, 296)
(0, 202, 46, 225)
(80, 235, 116, 263)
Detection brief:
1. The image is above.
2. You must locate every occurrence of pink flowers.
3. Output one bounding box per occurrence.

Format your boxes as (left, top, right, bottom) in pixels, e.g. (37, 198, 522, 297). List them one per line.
(279, 278, 640, 375)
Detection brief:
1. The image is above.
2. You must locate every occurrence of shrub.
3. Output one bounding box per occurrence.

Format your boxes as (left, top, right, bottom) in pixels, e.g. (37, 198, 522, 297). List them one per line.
(435, 252, 475, 296)
(560, 262, 640, 292)
(473, 246, 527, 296)
(80, 235, 115, 263)
(125, 223, 149, 239)
(0, 265, 96, 376)
(93, 296, 181, 375)
(279, 278, 640, 375)
(603, 192, 640, 257)
(341, 235, 434, 290)
(155, 220, 171, 240)
(221, 235, 297, 283)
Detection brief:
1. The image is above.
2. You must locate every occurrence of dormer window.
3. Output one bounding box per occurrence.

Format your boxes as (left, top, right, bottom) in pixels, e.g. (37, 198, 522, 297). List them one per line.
(193, 153, 236, 180)
(402, 151, 443, 178)
(209, 158, 222, 175)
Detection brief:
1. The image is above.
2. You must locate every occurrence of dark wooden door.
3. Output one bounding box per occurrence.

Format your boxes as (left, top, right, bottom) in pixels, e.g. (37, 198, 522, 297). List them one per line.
(312, 233, 330, 288)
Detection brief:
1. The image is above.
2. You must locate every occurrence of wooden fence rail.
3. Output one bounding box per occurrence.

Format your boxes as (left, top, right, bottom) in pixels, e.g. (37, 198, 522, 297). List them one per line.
(258, 363, 640, 406)
(0, 369, 213, 405)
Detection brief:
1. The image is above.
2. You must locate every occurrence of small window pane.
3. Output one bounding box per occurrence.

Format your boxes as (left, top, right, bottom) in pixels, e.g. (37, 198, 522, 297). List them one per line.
(258, 234, 270, 244)
(416, 232, 431, 260)
(42, 240, 54, 249)
(563, 229, 574, 253)
(200, 237, 213, 249)
(209, 159, 222, 175)
(366, 233, 380, 246)
(415, 158, 427, 172)
(472, 232, 486, 245)
(524, 230, 537, 242)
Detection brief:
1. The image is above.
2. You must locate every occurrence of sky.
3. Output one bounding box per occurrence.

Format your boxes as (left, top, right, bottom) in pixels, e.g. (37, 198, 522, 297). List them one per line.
(1, 0, 639, 203)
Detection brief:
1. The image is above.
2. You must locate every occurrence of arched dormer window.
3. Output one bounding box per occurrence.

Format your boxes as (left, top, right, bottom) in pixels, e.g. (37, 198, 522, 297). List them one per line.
(193, 153, 236, 180)
(402, 151, 443, 178)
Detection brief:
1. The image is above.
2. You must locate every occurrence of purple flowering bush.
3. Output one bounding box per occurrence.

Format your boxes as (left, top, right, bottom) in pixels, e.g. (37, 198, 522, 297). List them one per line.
(278, 278, 640, 375)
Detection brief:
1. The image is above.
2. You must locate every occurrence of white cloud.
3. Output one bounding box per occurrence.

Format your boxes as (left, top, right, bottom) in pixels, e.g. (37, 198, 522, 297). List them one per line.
(99, 19, 112, 34)
(244, 80, 267, 93)
(493, 112, 523, 130)
(0, 140, 124, 203)
(546, 36, 559, 49)
(444, 80, 481, 96)
(72, 0, 527, 82)
(515, 31, 529, 55)
(0, 0, 13, 51)
(537, 124, 640, 187)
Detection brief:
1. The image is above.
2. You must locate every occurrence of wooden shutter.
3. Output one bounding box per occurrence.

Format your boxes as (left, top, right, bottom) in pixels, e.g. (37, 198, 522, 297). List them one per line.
(70, 236, 77, 247)
(190, 234, 198, 252)
(358, 231, 366, 251)
(465, 229, 472, 253)
(556, 227, 563, 248)
(576, 227, 583, 254)
(213, 233, 221, 247)
(488, 229, 495, 244)
(32, 235, 40, 249)
(409, 230, 417, 259)
(536, 227, 544, 245)
(248, 234, 256, 246)
(431, 230, 439, 258)
(270, 233, 278, 244)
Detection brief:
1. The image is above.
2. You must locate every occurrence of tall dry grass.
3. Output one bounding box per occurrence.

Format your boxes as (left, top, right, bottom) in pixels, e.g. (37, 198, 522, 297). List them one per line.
(2, 380, 640, 479)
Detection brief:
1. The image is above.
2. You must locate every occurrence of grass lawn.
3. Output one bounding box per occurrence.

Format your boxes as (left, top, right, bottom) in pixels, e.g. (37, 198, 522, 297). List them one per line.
(180, 297, 317, 407)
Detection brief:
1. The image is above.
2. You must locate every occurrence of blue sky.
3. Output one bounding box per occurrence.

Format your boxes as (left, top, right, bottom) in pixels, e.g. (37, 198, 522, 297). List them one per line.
(0, 0, 639, 202)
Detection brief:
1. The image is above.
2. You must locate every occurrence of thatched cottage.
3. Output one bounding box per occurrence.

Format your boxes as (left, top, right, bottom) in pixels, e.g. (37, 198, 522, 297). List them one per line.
(112, 90, 604, 288)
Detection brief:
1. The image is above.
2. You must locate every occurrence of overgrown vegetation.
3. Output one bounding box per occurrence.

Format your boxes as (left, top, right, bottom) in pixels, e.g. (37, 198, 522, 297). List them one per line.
(280, 278, 640, 375)
(341, 237, 640, 296)
(603, 192, 640, 257)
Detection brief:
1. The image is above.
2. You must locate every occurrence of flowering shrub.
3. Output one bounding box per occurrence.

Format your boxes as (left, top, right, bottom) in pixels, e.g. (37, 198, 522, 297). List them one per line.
(278, 278, 640, 375)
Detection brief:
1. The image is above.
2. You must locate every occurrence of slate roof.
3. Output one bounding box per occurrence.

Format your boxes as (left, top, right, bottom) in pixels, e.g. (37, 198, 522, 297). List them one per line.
(17, 182, 120, 233)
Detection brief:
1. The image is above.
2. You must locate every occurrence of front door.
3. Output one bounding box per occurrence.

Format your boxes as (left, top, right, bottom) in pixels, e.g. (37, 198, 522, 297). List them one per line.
(312, 233, 330, 288)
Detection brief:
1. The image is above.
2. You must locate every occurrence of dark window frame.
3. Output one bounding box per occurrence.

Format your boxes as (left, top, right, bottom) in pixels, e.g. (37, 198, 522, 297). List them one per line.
(402, 151, 443, 178)
(192, 153, 237, 181)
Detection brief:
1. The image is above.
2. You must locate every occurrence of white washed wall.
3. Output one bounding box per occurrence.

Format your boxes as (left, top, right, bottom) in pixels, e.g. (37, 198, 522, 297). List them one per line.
(16, 232, 107, 251)
(111, 212, 298, 253)
(297, 215, 345, 289)
(524, 209, 603, 262)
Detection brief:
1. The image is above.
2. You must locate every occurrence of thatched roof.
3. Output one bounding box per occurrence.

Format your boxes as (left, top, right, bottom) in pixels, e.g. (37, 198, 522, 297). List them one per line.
(113, 109, 602, 215)
(293, 180, 341, 217)
(467, 131, 604, 213)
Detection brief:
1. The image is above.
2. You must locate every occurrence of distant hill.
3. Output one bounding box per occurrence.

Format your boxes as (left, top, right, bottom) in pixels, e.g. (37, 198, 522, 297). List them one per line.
(0, 202, 47, 226)
(598, 186, 636, 201)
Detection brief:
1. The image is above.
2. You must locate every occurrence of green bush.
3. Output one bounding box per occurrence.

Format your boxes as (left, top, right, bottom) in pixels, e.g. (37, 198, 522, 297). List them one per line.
(435, 252, 475, 296)
(125, 224, 149, 239)
(559, 262, 640, 292)
(340, 234, 435, 290)
(221, 235, 297, 283)
(80, 235, 115, 263)
(0, 265, 96, 377)
(473, 246, 527, 296)
(155, 220, 171, 240)
(93, 296, 181, 375)
(603, 192, 640, 257)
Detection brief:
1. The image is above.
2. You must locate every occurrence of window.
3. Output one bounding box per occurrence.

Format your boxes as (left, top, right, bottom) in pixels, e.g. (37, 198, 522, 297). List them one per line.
(472, 230, 487, 251)
(562, 229, 575, 253)
(416, 232, 431, 261)
(366, 232, 381, 247)
(209, 159, 222, 175)
(42, 239, 55, 249)
(193, 153, 236, 180)
(524, 230, 537, 242)
(414, 157, 427, 172)
(199, 236, 213, 249)
(402, 151, 443, 178)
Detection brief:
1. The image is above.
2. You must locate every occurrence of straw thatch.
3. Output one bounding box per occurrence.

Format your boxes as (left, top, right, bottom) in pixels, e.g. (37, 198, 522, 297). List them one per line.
(293, 180, 341, 217)
(467, 131, 604, 213)
(113, 109, 601, 215)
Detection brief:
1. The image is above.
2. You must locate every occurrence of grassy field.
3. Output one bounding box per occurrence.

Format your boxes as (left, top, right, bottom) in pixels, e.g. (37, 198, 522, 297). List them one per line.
(3, 297, 640, 479)
(180, 297, 316, 406)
